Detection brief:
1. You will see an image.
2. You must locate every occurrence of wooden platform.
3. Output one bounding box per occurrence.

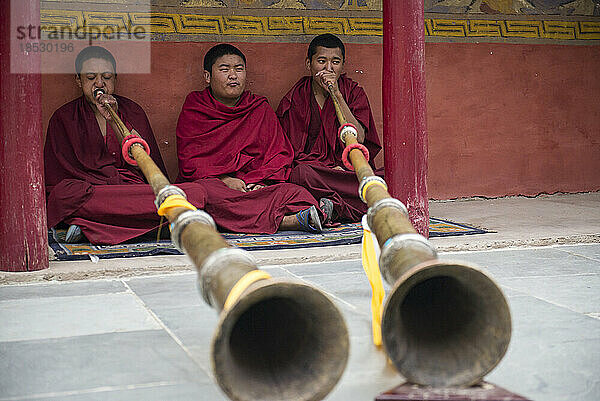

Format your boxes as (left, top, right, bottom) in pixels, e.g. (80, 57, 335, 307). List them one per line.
(376, 381, 531, 401)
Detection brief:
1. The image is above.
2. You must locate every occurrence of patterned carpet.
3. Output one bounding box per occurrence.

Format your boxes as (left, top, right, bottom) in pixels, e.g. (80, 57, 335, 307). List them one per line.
(48, 218, 490, 261)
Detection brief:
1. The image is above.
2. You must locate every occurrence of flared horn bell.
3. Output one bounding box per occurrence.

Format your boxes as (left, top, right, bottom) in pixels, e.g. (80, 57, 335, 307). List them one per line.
(321, 68, 511, 388)
(212, 279, 350, 401)
(382, 259, 512, 387)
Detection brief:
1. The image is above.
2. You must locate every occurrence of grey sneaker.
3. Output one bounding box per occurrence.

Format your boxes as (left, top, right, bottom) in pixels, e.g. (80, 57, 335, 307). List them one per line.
(319, 198, 335, 224)
(65, 224, 84, 243)
(295, 205, 323, 233)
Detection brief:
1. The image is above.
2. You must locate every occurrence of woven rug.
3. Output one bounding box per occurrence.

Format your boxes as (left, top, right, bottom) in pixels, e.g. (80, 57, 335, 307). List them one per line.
(48, 218, 489, 261)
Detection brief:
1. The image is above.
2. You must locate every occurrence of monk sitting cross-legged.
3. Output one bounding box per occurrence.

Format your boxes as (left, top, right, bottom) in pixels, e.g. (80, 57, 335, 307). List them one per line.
(176, 44, 325, 234)
(277, 34, 383, 223)
(44, 46, 208, 245)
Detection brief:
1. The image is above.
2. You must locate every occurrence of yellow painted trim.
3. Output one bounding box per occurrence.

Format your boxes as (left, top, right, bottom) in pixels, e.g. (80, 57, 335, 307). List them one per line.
(40, 10, 600, 41)
(41, 9, 84, 29)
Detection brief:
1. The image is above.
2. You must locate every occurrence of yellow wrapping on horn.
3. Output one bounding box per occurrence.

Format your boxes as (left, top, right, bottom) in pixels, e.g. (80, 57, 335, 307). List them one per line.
(361, 216, 385, 347)
(157, 194, 197, 216)
(224, 270, 272, 311)
(361, 180, 387, 203)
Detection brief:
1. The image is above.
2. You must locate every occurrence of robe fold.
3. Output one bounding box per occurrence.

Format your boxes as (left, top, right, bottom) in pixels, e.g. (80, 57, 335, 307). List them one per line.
(44, 96, 207, 245)
(277, 74, 383, 222)
(176, 89, 318, 233)
(176, 89, 294, 184)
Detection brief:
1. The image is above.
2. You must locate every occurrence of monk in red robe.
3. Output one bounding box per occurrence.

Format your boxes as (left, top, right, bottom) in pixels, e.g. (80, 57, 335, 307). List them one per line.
(277, 34, 382, 222)
(45, 46, 207, 245)
(176, 44, 324, 234)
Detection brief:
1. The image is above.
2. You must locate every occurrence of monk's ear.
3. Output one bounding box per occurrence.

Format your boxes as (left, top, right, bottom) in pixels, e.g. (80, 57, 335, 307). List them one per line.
(203, 70, 211, 85)
(75, 74, 82, 88)
(305, 57, 311, 71)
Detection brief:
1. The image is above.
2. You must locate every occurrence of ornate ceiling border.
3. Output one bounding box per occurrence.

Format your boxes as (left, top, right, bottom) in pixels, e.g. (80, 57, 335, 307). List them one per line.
(39, 9, 600, 43)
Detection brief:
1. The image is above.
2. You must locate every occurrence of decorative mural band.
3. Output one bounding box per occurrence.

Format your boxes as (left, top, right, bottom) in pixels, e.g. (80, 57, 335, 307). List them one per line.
(426, 18, 600, 40)
(42, 0, 600, 16)
(40, 10, 600, 41)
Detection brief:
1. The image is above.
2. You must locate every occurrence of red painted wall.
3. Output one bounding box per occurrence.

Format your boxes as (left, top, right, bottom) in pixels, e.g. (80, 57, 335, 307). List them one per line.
(42, 41, 600, 199)
(426, 43, 600, 199)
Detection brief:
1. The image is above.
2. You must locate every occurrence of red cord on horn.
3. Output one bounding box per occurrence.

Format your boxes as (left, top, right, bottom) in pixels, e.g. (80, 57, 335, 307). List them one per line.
(121, 134, 150, 166)
(342, 143, 369, 171)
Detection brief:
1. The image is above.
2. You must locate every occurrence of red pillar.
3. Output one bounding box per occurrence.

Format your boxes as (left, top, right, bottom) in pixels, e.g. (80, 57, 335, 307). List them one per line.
(383, 0, 429, 237)
(0, 0, 49, 271)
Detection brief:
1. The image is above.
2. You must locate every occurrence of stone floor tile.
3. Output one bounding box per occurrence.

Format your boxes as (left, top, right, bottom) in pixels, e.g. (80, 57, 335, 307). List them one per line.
(0, 330, 210, 400)
(0, 279, 126, 301)
(300, 270, 372, 296)
(282, 259, 366, 277)
(126, 267, 294, 314)
(38, 382, 226, 401)
(489, 336, 600, 401)
(150, 304, 220, 349)
(1, 245, 599, 401)
(256, 265, 298, 279)
(440, 246, 600, 278)
(505, 295, 600, 343)
(587, 312, 600, 320)
(325, 365, 403, 401)
(345, 334, 396, 376)
(0, 292, 161, 342)
(343, 311, 375, 338)
(186, 345, 214, 377)
(500, 273, 600, 314)
(332, 293, 372, 318)
(498, 285, 528, 298)
(125, 273, 203, 310)
(555, 244, 600, 262)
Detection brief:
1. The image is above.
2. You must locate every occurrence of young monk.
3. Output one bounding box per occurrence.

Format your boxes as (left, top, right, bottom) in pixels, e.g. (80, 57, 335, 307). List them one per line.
(277, 33, 382, 223)
(44, 46, 207, 244)
(176, 44, 324, 234)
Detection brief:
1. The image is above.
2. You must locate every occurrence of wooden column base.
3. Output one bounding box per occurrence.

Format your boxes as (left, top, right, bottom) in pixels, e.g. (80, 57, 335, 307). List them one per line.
(376, 381, 531, 401)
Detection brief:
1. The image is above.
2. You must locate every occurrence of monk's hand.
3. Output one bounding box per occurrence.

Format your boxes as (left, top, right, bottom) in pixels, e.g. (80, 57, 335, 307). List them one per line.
(333, 165, 345, 171)
(247, 183, 266, 191)
(220, 175, 247, 192)
(315, 70, 339, 93)
(95, 94, 117, 121)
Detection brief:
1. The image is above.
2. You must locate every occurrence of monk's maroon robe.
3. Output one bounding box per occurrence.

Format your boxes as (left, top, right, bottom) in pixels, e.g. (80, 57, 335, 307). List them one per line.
(44, 96, 207, 244)
(277, 74, 382, 222)
(176, 88, 319, 233)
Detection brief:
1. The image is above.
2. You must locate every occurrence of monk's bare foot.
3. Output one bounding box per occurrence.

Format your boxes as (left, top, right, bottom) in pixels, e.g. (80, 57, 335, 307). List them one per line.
(279, 206, 322, 233)
(280, 215, 302, 231)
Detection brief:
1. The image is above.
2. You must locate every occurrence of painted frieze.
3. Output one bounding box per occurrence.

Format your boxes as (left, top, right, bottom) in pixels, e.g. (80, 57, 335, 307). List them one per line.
(40, 0, 600, 42)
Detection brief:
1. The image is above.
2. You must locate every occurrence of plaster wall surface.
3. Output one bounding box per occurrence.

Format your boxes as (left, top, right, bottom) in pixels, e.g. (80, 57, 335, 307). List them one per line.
(42, 41, 600, 198)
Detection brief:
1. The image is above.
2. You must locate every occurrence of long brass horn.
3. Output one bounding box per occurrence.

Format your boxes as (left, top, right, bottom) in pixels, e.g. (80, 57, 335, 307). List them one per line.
(327, 83, 511, 387)
(96, 89, 349, 400)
